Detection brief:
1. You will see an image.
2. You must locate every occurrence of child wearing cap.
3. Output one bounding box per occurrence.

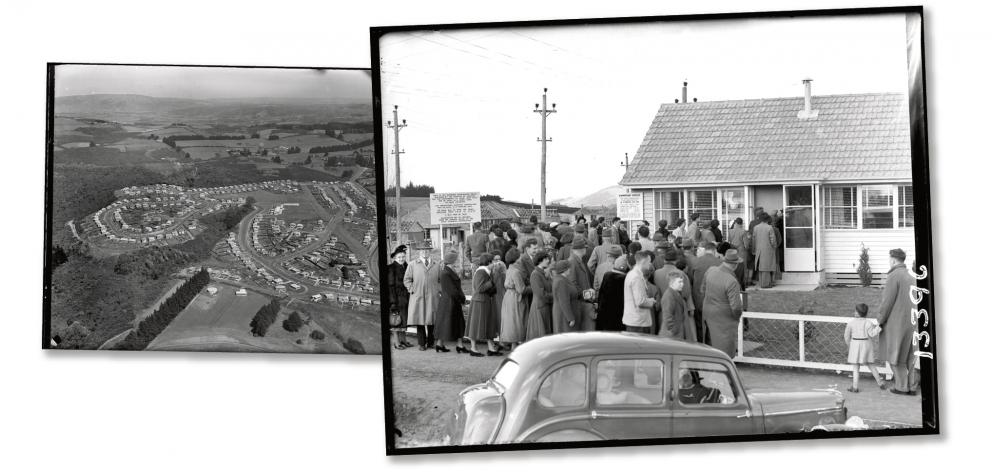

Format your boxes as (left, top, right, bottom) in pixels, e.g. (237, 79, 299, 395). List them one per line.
(845, 303, 886, 393)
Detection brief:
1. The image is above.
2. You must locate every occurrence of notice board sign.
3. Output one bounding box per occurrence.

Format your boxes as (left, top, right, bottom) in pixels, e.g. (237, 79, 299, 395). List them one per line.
(616, 193, 643, 221)
(429, 192, 481, 225)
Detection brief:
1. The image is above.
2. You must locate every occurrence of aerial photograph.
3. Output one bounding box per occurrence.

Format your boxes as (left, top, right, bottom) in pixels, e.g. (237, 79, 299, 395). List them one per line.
(46, 64, 380, 354)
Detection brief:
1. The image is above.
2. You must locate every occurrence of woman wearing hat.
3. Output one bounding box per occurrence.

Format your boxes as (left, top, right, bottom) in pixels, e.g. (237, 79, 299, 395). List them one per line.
(465, 253, 498, 357)
(551, 260, 581, 333)
(525, 251, 554, 341)
(487, 227, 507, 261)
(387, 245, 413, 350)
(555, 231, 574, 262)
(488, 250, 507, 349)
(499, 248, 530, 350)
(434, 251, 466, 353)
(596, 256, 629, 331)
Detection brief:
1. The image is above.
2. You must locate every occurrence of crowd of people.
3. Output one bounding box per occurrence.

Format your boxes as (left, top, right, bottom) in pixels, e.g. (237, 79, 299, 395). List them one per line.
(386, 211, 768, 358)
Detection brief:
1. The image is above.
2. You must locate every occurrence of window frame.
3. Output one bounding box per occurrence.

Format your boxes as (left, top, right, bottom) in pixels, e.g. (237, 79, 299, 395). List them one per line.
(822, 185, 857, 229)
(535, 361, 590, 411)
(654, 190, 685, 228)
(897, 184, 915, 228)
(592, 356, 668, 409)
(821, 183, 913, 231)
(674, 358, 745, 410)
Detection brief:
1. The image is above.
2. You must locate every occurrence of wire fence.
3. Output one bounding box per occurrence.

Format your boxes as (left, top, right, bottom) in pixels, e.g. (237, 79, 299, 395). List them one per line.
(736, 312, 892, 375)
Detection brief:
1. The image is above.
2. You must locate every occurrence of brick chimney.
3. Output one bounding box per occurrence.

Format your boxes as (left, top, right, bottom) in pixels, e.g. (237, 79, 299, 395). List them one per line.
(798, 78, 818, 120)
(682, 81, 688, 104)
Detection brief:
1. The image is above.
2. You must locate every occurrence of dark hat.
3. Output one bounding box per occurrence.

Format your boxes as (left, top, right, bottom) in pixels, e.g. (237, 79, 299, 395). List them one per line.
(664, 248, 679, 262)
(390, 245, 408, 258)
(723, 249, 742, 264)
(506, 228, 518, 241)
(443, 251, 458, 265)
(492, 227, 504, 238)
(574, 223, 587, 234)
(889, 248, 907, 261)
(478, 253, 493, 266)
(607, 246, 623, 258)
(554, 260, 570, 274)
(571, 236, 588, 250)
(652, 232, 665, 242)
(601, 226, 615, 239)
(681, 238, 696, 250)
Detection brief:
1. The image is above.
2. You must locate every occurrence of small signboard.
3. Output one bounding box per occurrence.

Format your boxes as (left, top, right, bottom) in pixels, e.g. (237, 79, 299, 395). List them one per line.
(616, 193, 643, 221)
(429, 192, 482, 225)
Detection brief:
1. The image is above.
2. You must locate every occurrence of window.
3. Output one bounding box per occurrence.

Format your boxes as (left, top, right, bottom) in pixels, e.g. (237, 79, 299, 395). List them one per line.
(720, 188, 746, 232)
(898, 185, 914, 228)
(492, 360, 519, 390)
(862, 185, 894, 229)
(677, 360, 738, 406)
(688, 190, 717, 223)
(537, 363, 587, 408)
(823, 186, 856, 229)
(655, 191, 684, 228)
(595, 359, 665, 406)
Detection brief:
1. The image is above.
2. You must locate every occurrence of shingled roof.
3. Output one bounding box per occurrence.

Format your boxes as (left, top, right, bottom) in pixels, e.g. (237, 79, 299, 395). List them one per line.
(619, 93, 912, 187)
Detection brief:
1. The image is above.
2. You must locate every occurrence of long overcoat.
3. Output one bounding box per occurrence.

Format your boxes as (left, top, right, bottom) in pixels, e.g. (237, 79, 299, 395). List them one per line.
(525, 267, 553, 340)
(551, 273, 581, 333)
(499, 262, 531, 343)
(465, 268, 497, 340)
(387, 261, 409, 329)
(434, 265, 466, 342)
(691, 254, 721, 310)
(701, 265, 744, 357)
(752, 222, 779, 272)
(653, 263, 697, 340)
(404, 258, 438, 326)
(877, 264, 917, 366)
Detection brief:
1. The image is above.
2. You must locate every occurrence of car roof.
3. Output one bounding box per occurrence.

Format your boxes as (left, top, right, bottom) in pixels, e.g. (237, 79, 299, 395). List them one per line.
(507, 332, 731, 367)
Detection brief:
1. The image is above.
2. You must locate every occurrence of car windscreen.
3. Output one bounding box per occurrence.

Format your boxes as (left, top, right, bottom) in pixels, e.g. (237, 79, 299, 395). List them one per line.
(492, 360, 520, 391)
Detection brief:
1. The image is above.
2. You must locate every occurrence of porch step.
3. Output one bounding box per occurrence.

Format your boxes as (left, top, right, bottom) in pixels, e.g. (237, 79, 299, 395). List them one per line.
(778, 271, 823, 285)
(746, 284, 819, 292)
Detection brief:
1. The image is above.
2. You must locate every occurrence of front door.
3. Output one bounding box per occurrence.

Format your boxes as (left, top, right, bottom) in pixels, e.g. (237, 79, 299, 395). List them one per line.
(783, 185, 815, 271)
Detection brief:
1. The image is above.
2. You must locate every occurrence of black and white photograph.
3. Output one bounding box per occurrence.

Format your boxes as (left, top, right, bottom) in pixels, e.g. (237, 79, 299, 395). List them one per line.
(45, 64, 381, 354)
(374, 7, 937, 453)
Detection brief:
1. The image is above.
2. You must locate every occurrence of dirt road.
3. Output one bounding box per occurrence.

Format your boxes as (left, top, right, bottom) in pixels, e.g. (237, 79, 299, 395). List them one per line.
(388, 345, 923, 448)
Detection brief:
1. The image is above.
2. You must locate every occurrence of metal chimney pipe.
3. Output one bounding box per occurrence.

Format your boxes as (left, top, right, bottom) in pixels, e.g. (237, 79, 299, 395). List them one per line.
(802, 78, 813, 114)
(682, 81, 688, 104)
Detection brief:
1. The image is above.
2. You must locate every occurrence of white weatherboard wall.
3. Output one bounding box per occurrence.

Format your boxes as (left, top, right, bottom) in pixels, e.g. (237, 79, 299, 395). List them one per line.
(639, 189, 654, 228)
(821, 229, 916, 273)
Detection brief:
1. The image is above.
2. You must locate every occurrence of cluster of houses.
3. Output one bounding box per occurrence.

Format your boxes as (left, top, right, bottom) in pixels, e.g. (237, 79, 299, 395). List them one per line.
(250, 205, 319, 258)
(310, 292, 377, 307)
(310, 184, 340, 213)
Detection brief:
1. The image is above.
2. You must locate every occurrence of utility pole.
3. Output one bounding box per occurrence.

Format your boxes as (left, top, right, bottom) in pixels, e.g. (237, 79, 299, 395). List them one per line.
(386, 105, 406, 249)
(533, 88, 556, 223)
(620, 152, 629, 170)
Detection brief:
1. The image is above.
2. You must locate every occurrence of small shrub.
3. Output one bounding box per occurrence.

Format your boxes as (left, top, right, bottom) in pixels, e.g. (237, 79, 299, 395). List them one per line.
(310, 330, 326, 341)
(857, 244, 872, 287)
(343, 338, 365, 354)
(282, 311, 304, 332)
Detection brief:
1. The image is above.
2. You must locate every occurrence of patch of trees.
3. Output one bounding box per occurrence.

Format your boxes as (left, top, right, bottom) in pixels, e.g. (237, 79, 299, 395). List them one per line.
(271, 155, 282, 164)
(481, 194, 503, 202)
(282, 311, 304, 332)
(303, 155, 311, 165)
(385, 182, 436, 197)
(309, 139, 373, 155)
(309, 330, 326, 341)
(268, 135, 280, 141)
(113, 267, 210, 350)
(341, 170, 354, 179)
(331, 331, 366, 354)
(287, 146, 302, 154)
(162, 135, 247, 148)
(250, 133, 260, 139)
(52, 245, 69, 268)
(250, 299, 282, 337)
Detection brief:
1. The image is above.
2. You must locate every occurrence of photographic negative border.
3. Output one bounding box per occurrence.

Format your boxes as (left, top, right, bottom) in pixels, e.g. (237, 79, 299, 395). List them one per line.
(371, 5, 937, 455)
(43, 62, 374, 352)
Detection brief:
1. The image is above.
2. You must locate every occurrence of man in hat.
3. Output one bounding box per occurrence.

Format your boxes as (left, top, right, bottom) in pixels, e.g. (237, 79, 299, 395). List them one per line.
(877, 248, 918, 395)
(573, 223, 594, 265)
(659, 272, 688, 339)
(594, 244, 624, 297)
(551, 259, 581, 333)
(588, 225, 622, 274)
(404, 244, 439, 350)
(700, 248, 744, 356)
(690, 242, 721, 342)
(752, 212, 779, 288)
(567, 236, 596, 331)
(612, 216, 631, 247)
(680, 239, 698, 282)
(465, 222, 489, 274)
(622, 250, 658, 333)
(653, 248, 696, 340)
(652, 238, 672, 271)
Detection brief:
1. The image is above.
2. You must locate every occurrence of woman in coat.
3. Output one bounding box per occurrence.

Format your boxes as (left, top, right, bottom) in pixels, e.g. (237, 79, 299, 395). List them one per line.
(752, 213, 779, 288)
(709, 219, 724, 244)
(488, 251, 507, 344)
(596, 256, 629, 331)
(551, 260, 581, 333)
(404, 247, 438, 350)
(556, 231, 574, 262)
(700, 259, 744, 357)
(499, 248, 531, 349)
(525, 251, 554, 341)
(465, 253, 498, 356)
(487, 228, 507, 261)
(387, 246, 413, 350)
(726, 218, 750, 284)
(434, 251, 466, 353)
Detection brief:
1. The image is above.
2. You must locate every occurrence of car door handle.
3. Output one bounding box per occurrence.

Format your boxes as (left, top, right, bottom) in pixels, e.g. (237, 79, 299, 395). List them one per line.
(736, 409, 752, 419)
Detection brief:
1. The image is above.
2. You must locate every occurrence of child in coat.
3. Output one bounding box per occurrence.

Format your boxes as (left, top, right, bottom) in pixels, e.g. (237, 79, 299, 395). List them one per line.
(845, 303, 886, 392)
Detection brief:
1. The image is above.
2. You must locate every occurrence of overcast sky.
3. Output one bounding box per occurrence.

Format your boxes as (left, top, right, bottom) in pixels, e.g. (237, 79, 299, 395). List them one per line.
(54, 65, 372, 100)
(379, 13, 912, 203)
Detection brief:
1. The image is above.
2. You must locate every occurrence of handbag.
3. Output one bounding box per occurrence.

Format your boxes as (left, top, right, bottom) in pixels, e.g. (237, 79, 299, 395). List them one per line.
(389, 310, 403, 328)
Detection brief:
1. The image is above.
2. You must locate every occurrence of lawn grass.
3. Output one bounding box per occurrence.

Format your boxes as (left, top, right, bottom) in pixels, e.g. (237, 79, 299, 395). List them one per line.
(747, 286, 884, 318)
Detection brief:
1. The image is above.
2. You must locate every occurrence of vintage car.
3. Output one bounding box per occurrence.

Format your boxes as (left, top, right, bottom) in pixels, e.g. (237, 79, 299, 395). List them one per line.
(447, 332, 847, 445)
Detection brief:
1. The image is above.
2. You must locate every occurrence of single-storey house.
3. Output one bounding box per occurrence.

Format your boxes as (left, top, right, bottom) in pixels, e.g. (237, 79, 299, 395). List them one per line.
(619, 80, 916, 283)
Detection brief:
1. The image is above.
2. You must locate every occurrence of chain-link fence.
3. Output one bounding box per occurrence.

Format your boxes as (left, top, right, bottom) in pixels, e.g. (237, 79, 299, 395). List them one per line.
(736, 312, 892, 375)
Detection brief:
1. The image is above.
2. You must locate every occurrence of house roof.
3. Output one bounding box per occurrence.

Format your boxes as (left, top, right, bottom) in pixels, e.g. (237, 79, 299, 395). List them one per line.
(619, 93, 912, 187)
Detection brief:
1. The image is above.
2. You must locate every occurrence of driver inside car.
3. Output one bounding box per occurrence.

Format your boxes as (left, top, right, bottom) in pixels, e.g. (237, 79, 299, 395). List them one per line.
(677, 369, 721, 404)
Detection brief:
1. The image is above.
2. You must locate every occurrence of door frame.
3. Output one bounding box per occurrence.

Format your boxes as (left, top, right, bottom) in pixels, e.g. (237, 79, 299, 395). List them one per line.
(782, 184, 817, 272)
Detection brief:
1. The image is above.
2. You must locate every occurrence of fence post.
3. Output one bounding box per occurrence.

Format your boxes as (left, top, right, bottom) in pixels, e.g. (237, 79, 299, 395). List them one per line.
(737, 314, 745, 360)
(798, 319, 806, 363)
